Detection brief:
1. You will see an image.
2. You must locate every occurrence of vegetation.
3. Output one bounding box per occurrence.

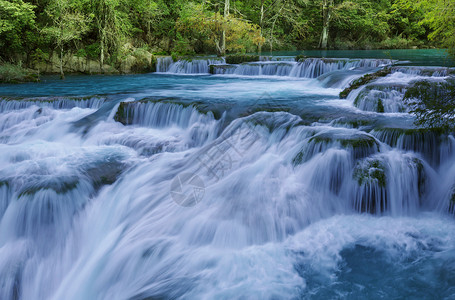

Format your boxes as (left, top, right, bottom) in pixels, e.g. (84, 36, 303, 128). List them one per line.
(340, 68, 392, 99)
(0, 0, 454, 77)
(404, 79, 455, 131)
(353, 159, 387, 188)
(0, 63, 39, 83)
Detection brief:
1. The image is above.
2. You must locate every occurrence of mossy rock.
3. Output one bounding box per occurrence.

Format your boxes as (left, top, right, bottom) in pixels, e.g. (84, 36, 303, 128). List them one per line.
(114, 98, 222, 125)
(411, 157, 426, 198)
(372, 127, 446, 166)
(339, 67, 392, 99)
(225, 54, 260, 64)
(0, 181, 9, 188)
(308, 132, 379, 153)
(332, 117, 375, 129)
(17, 176, 80, 198)
(352, 158, 388, 214)
(84, 160, 125, 190)
(353, 159, 387, 188)
(209, 64, 236, 74)
(449, 186, 455, 214)
(292, 131, 379, 166)
(295, 55, 307, 62)
(114, 102, 132, 125)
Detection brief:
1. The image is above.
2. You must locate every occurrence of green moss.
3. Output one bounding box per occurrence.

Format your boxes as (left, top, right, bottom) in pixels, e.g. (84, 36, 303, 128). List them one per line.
(376, 127, 447, 137)
(308, 136, 332, 144)
(18, 178, 79, 198)
(295, 55, 307, 62)
(0, 181, 9, 188)
(377, 98, 385, 113)
(308, 132, 379, 151)
(412, 157, 426, 198)
(225, 55, 259, 64)
(292, 151, 305, 166)
(339, 137, 378, 150)
(339, 67, 392, 99)
(353, 159, 387, 188)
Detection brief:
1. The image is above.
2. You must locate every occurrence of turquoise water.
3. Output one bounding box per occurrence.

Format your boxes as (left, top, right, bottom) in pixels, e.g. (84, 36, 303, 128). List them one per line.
(0, 51, 454, 299)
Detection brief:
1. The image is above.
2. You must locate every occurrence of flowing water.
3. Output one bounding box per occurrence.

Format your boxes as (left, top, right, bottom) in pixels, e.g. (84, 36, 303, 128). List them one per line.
(1, 50, 455, 299)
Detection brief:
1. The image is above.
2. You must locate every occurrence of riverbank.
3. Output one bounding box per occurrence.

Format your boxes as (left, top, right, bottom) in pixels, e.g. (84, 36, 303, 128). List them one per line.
(0, 64, 40, 84)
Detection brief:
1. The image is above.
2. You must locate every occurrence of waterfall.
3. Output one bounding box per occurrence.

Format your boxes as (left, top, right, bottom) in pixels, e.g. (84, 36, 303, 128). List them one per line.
(353, 84, 408, 113)
(0, 97, 105, 113)
(156, 57, 394, 77)
(211, 58, 394, 78)
(1, 51, 455, 299)
(114, 100, 221, 147)
(391, 66, 454, 77)
(155, 56, 174, 72)
(156, 57, 225, 74)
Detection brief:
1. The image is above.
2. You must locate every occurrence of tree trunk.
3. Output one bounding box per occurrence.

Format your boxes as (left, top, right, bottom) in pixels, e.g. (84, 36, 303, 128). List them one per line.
(258, 0, 264, 54)
(100, 28, 105, 73)
(221, 0, 229, 56)
(319, 0, 332, 49)
(60, 46, 65, 80)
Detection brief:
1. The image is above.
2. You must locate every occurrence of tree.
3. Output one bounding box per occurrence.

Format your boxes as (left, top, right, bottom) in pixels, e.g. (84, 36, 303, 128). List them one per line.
(319, 0, 333, 49)
(221, 0, 230, 55)
(127, 0, 166, 44)
(404, 79, 455, 130)
(176, 2, 264, 55)
(85, 0, 132, 72)
(396, 0, 455, 56)
(421, 0, 455, 56)
(0, 0, 36, 62)
(42, 0, 88, 79)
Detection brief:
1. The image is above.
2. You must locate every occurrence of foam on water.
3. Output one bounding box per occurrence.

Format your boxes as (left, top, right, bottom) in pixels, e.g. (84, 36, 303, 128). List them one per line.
(0, 54, 455, 299)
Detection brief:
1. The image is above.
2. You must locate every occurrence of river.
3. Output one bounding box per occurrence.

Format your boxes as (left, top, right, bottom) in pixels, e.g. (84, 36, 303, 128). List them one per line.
(0, 49, 454, 299)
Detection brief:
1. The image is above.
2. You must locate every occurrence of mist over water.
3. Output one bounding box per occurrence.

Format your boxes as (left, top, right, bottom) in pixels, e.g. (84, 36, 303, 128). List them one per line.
(1, 50, 455, 299)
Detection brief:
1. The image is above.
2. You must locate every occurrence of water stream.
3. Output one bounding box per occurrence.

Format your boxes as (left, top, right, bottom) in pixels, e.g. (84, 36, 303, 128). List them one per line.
(0, 50, 454, 299)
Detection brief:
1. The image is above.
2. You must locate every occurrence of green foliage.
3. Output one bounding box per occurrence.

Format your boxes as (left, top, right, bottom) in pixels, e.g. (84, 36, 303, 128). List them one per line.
(42, 0, 89, 50)
(295, 55, 307, 62)
(353, 159, 387, 188)
(0, 0, 452, 70)
(175, 2, 264, 55)
(0, 63, 39, 83)
(0, 0, 36, 61)
(85, 43, 101, 60)
(404, 79, 455, 131)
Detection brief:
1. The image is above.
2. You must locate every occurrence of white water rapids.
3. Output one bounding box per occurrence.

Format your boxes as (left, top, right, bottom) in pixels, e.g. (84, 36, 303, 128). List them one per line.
(1, 56, 455, 299)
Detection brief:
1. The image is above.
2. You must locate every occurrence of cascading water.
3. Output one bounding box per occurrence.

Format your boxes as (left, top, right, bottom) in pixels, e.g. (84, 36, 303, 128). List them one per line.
(1, 51, 455, 299)
(211, 58, 394, 78)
